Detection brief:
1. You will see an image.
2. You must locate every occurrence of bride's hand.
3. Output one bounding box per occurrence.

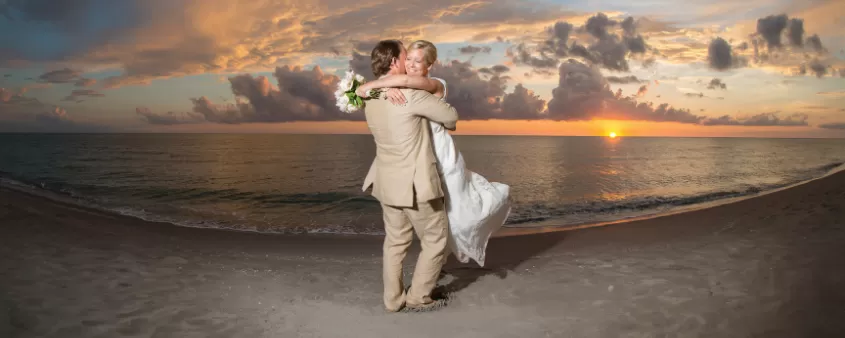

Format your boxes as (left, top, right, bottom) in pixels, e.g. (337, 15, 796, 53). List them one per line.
(386, 88, 406, 106)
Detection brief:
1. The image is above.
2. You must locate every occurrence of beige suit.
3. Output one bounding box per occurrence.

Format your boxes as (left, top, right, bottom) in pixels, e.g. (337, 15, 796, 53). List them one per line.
(362, 87, 458, 311)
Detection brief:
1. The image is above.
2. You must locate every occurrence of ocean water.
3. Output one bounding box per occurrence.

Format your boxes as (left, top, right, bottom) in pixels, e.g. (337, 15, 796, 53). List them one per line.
(1, 133, 843, 235)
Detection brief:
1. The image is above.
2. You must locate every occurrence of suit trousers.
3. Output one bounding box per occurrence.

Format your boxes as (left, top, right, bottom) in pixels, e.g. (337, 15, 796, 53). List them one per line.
(380, 197, 448, 311)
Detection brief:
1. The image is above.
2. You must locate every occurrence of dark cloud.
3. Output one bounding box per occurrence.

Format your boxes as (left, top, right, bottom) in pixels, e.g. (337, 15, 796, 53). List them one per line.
(543, 21, 574, 57)
(38, 68, 81, 83)
(787, 18, 804, 47)
(349, 52, 372, 81)
(135, 107, 205, 125)
(737, 14, 832, 79)
(819, 122, 845, 130)
(579, 14, 648, 72)
(805, 34, 824, 53)
(185, 96, 253, 124)
(509, 43, 559, 69)
(708, 37, 745, 71)
(478, 65, 510, 75)
(621, 17, 636, 36)
(606, 75, 644, 84)
(798, 59, 829, 78)
(589, 35, 631, 71)
(584, 12, 617, 40)
(750, 14, 826, 61)
(140, 59, 547, 124)
(514, 14, 649, 73)
(134, 56, 820, 128)
(624, 35, 647, 54)
(491, 65, 510, 73)
(756, 14, 789, 49)
(500, 84, 546, 120)
(429, 60, 509, 119)
(545, 60, 606, 120)
(35, 68, 96, 87)
(702, 112, 808, 126)
(139, 65, 355, 125)
(567, 42, 595, 64)
(545, 59, 702, 123)
(619, 16, 647, 54)
(62, 89, 105, 101)
(224, 66, 351, 123)
(707, 78, 727, 90)
(458, 45, 492, 54)
(809, 60, 828, 78)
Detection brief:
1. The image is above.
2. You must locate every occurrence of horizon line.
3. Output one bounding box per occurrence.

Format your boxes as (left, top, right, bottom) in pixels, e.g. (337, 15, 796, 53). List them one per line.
(2, 131, 845, 140)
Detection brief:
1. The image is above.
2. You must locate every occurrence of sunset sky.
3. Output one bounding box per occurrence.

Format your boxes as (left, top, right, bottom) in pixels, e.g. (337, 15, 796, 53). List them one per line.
(1, 0, 844, 137)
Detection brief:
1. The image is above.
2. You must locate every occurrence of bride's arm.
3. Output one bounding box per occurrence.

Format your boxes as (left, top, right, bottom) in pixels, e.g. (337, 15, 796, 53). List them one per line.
(356, 75, 444, 98)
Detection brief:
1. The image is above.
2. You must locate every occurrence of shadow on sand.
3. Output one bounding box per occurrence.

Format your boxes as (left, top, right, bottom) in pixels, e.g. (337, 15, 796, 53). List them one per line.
(435, 230, 568, 296)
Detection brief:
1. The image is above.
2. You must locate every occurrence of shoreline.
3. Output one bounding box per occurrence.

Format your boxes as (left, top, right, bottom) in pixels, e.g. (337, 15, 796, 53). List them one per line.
(499, 162, 845, 236)
(2, 167, 845, 336)
(0, 163, 845, 238)
(2, 161, 843, 239)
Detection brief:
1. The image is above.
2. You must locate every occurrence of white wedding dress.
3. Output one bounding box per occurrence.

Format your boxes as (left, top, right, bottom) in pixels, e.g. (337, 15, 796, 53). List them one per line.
(429, 77, 511, 267)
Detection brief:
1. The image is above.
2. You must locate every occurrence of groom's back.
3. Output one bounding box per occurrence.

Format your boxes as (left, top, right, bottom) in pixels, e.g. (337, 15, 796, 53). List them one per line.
(365, 89, 428, 154)
(362, 89, 444, 208)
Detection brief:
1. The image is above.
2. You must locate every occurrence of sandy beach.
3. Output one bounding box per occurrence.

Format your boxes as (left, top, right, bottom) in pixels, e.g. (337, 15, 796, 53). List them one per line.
(1, 171, 844, 338)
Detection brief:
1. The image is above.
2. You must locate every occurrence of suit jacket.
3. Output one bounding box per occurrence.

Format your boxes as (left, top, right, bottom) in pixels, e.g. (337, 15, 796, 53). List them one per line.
(362, 88, 459, 208)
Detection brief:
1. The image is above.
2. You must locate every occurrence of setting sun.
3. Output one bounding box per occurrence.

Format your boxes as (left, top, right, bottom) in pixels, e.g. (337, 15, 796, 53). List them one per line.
(609, 132, 617, 138)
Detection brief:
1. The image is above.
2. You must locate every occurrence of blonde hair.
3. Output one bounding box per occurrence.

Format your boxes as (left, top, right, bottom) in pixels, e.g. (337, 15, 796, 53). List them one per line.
(408, 40, 438, 67)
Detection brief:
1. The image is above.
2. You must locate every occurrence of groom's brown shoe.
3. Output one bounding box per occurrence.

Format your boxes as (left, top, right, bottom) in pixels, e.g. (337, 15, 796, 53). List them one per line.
(402, 298, 447, 313)
(402, 290, 450, 313)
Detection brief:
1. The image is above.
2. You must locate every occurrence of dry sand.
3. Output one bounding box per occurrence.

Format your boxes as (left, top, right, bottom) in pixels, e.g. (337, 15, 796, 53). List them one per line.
(1, 171, 844, 337)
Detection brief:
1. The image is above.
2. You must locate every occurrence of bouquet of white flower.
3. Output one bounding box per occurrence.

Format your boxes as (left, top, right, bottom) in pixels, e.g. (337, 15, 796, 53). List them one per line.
(334, 70, 380, 113)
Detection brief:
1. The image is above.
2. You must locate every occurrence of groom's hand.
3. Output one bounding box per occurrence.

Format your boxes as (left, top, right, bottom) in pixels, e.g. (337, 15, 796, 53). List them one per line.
(355, 87, 369, 98)
(386, 88, 407, 106)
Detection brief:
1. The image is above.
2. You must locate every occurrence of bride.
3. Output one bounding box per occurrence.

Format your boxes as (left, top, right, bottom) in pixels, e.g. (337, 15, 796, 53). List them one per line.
(356, 40, 511, 267)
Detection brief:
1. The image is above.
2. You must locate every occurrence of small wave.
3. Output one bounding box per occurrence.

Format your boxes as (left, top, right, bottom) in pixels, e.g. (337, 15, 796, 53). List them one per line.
(506, 160, 845, 226)
(109, 206, 385, 235)
(0, 177, 386, 236)
(818, 161, 845, 174)
(506, 187, 762, 225)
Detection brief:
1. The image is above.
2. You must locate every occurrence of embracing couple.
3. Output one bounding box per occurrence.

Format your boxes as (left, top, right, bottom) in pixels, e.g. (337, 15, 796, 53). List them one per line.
(357, 39, 511, 313)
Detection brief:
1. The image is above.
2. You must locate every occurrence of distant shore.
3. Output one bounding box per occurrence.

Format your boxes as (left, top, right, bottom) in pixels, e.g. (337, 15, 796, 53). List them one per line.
(2, 171, 845, 337)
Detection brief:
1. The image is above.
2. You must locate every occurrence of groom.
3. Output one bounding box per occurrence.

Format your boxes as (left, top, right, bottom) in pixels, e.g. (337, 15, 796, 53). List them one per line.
(361, 39, 458, 312)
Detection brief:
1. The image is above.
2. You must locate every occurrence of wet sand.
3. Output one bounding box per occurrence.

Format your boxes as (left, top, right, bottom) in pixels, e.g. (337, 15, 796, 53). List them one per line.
(1, 171, 844, 337)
